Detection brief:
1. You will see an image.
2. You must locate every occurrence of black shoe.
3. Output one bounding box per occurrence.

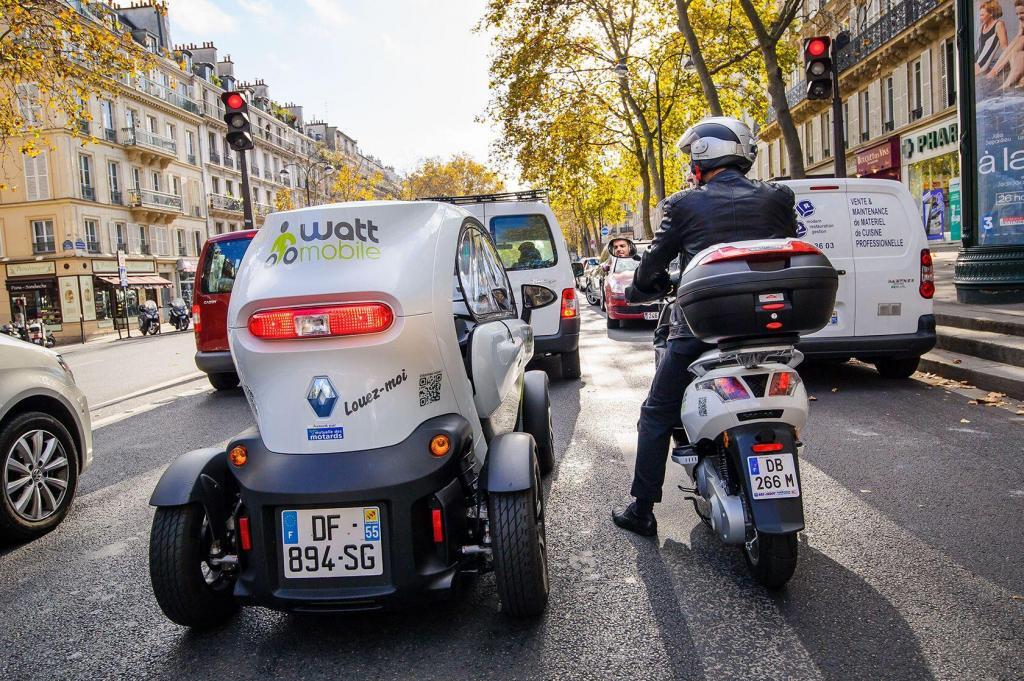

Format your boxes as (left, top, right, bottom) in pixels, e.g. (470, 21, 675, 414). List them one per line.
(612, 501, 657, 537)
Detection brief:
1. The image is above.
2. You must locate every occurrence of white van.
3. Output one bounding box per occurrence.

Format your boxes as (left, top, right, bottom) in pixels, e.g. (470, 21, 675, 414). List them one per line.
(783, 178, 936, 378)
(436, 191, 581, 379)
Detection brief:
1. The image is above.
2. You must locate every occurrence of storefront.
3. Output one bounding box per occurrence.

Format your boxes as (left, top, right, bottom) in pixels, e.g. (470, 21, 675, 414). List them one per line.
(176, 257, 197, 306)
(855, 136, 901, 181)
(901, 116, 961, 242)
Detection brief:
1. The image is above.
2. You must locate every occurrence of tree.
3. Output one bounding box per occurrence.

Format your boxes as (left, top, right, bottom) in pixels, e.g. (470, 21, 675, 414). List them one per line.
(273, 187, 294, 211)
(328, 160, 381, 202)
(0, 0, 151, 172)
(402, 153, 504, 199)
(737, 0, 804, 178)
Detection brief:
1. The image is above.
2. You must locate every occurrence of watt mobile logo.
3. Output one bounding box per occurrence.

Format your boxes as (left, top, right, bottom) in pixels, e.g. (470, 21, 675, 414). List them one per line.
(267, 219, 382, 266)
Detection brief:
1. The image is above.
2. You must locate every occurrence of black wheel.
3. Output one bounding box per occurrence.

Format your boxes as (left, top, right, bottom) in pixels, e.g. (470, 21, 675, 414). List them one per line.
(489, 451, 549, 617)
(150, 504, 239, 628)
(208, 372, 239, 391)
(559, 349, 581, 380)
(742, 531, 798, 589)
(874, 357, 919, 379)
(0, 412, 79, 541)
(606, 315, 621, 330)
(522, 370, 554, 475)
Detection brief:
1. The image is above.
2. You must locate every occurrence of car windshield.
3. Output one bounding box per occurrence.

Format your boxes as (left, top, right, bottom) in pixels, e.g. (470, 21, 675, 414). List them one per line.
(490, 214, 557, 271)
(613, 257, 640, 274)
(201, 237, 252, 295)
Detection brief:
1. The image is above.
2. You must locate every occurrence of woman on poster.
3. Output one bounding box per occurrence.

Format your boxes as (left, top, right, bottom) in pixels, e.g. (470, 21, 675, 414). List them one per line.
(983, 0, 1024, 91)
(976, 0, 1009, 73)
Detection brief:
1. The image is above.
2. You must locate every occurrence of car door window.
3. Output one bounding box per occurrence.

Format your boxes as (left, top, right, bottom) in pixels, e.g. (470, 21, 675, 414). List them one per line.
(456, 224, 516, 322)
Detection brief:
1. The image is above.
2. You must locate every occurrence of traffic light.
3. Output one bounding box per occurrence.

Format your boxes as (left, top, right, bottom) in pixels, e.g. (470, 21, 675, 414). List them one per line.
(221, 91, 253, 151)
(803, 36, 833, 101)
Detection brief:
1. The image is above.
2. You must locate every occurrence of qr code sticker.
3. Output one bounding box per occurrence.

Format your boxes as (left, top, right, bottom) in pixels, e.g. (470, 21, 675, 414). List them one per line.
(418, 371, 443, 407)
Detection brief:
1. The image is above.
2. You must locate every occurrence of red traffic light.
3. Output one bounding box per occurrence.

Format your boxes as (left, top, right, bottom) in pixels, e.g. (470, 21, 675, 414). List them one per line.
(224, 92, 245, 110)
(806, 37, 829, 58)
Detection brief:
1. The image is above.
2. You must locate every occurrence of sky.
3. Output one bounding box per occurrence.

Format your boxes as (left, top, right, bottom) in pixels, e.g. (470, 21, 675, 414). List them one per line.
(165, 0, 500, 177)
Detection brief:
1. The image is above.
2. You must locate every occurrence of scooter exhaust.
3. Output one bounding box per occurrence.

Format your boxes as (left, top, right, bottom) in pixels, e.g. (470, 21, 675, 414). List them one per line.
(694, 459, 746, 545)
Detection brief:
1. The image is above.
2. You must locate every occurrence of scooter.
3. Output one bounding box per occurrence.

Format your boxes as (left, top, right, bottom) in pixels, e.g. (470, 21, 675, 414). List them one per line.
(138, 300, 160, 335)
(27, 319, 56, 347)
(646, 238, 837, 588)
(168, 298, 190, 331)
(1, 322, 22, 340)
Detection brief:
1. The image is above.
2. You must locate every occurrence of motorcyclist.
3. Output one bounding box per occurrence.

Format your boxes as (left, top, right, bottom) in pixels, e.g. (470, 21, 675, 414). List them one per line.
(612, 116, 798, 537)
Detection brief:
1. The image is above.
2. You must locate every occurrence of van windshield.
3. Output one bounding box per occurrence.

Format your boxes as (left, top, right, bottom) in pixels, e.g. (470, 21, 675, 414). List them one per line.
(490, 214, 557, 271)
(200, 237, 252, 295)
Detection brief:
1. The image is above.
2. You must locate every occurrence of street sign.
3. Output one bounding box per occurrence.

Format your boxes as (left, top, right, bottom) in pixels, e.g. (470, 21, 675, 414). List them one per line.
(75, 239, 86, 251)
(116, 249, 128, 288)
(62, 239, 73, 251)
(601, 227, 610, 236)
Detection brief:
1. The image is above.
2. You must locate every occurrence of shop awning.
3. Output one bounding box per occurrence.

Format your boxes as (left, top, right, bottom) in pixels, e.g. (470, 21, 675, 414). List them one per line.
(97, 275, 174, 288)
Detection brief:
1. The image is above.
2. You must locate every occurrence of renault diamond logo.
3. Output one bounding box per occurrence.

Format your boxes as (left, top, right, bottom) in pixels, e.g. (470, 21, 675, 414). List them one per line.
(306, 376, 338, 418)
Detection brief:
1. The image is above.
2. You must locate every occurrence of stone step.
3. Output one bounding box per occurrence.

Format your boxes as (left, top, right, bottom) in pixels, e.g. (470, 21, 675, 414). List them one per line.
(919, 348, 1024, 401)
(934, 305, 1024, 337)
(936, 325, 1024, 367)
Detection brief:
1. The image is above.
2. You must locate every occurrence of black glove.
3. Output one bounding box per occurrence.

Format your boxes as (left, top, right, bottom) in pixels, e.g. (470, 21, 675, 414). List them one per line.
(626, 270, 672, 303)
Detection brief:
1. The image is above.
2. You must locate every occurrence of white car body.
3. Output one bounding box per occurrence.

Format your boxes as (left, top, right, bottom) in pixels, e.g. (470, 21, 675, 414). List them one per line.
(227, 201, 533, 463)
(783, 178, 936, 362)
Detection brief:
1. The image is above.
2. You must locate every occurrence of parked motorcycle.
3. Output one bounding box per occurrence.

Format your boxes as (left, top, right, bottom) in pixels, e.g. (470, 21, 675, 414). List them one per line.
(138, 300, 160, 335)
(26, 318, 56, 347)
(168, 298, 190, 331)
(642, 238, 837, 588)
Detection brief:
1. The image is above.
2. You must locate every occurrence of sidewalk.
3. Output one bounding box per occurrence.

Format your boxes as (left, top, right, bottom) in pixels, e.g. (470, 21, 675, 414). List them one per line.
(57, 322, 188, 354)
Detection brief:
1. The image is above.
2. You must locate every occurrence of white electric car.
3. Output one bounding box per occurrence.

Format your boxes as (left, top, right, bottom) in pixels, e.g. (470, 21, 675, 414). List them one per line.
(149, 201, 555, 627)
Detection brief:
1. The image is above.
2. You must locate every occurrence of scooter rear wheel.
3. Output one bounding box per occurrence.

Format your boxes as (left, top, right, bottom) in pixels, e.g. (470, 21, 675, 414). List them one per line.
(742, 530, 798, 589)
(149, 504, 239, 628)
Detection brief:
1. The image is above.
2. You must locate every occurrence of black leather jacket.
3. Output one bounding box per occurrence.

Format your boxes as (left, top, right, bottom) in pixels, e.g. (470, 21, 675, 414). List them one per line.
(630, 169, 798, 339)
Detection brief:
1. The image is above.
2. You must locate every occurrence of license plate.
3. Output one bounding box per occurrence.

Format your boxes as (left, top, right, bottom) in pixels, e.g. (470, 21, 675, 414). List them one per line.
(280, 506, 383, 579)
(643, 311, 660, 320)
(747, 453, 800, 500)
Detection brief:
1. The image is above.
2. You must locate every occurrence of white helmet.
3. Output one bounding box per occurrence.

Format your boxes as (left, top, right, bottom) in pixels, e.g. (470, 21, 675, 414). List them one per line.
(678, 117, 758, 177)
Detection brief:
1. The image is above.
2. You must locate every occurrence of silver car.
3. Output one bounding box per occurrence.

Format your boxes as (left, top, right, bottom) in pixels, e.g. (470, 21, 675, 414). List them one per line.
(0, 335, 92, 540)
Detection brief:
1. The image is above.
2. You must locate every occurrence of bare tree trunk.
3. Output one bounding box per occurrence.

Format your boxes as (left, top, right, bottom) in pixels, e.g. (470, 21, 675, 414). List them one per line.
(738, 0, 805, 179)
(674, 0, 723, 116)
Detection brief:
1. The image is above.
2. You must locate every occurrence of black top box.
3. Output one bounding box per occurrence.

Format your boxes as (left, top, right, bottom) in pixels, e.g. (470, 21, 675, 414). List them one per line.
(677, 240, 838, 345)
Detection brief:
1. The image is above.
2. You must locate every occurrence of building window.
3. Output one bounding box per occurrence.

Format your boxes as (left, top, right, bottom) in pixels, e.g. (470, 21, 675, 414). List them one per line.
(132, 167, 142, 191)
(151, 171, 160, 192)
(177, 229, 187, 256)
(186, 130, 196, 163)
(193, 231, 202, 256)
(942, 38, 957, 108)
(84, 219, 100, 253)
(910, 58, 923, 120)
(883, 76, 895, 131)
(779, 140, 787, 176)
(172, 176, 181, 196)
(78, 154, 95, 201)
(146, 115, 157, 134)
(23, 151, 50, 201)
(145, 35, 157, 53)
(804, 121, 814, 164)
(138, 225, 150, 255)
(843, 101, 850, 144)
(226, 180, 234, 196)
(215, 221, 224, 234)
(15, 83, 41, 126)
(31, 219, 55, 253)
(100, 99, 115, 140)
(212, 177, 220, 194)
(114, 222, 127, 251)
(165, 122, 175, 142)
(858, 89, 870, 142)
(821, 111, 831, 158)
(108, 161, 121, 205)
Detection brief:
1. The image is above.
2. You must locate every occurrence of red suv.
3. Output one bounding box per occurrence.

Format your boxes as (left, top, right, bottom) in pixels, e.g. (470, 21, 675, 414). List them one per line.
(193, 230, 256, 390)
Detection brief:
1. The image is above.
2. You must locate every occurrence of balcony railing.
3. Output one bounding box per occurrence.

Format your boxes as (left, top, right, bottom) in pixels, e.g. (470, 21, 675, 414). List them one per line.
(223, 155, 235, 170)
(263, 169, 273, 180)
(103, 127, 117, 142)
(209, 193, 244, 212)
(203, 100, 225, 119)
(251, 165, 261, 177)
(127, 188, 183, 212)
(78, 120, 90, 136)
(254, 202, 273, 216)
(81, 183, 96, 201)
(187, 154, 197, 165)
(766, 0, 941, 125)
(33, 240, 55, 254)
(836, 0, 940, 72)
(209, 150, 221, 164)
(140, 243, 152, 255)
(121, 127, 177, 155)
(133, 75, 201, 116)
(110, 189, 123, 205)
(86, 240, 101, 254)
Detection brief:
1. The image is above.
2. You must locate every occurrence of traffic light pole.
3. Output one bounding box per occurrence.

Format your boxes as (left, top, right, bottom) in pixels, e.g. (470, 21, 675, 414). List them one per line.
(829, 31, 850, 179)
(238, 150, 254, 229)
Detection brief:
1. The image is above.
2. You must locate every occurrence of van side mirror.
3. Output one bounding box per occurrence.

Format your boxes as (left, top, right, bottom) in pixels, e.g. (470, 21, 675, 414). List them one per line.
(520, 284, 556, 324)
(571, 262, 585, 278)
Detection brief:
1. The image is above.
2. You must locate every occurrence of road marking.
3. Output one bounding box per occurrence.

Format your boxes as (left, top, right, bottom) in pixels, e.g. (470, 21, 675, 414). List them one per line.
(92, 382, 214, 430)
(90, 372, 205, 412)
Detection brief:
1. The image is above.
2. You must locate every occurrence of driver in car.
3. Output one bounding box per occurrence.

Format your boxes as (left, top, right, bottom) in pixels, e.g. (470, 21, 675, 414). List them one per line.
(608, 238, 633, 258)
(612, 116, 798, 537)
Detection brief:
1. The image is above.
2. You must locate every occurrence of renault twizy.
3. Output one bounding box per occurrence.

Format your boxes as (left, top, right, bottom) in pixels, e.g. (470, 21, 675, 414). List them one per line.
(149, 201, 556, 627)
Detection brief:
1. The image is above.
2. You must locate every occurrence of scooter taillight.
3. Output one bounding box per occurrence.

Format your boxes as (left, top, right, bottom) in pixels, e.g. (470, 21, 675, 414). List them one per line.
(695, 377, 751, 401)
(768, 371, 800, 396)
(248, 303, 394, 340)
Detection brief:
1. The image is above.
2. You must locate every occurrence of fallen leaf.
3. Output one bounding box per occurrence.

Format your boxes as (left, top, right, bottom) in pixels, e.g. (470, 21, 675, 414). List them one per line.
(952, 358, 962, 364)
(859, 489, 871, 493)
(809, 396, 817, 401)
(1017, 410, 1024, 416)
(960, 418, 971, 424)
(968, 400, 979, 405)
(1013, 595, 1024, 601)
(831, 388, 839, 393)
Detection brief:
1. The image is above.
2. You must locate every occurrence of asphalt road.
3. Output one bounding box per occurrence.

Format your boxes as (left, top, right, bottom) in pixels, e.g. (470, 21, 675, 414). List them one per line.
(1, 307, 1022, 680)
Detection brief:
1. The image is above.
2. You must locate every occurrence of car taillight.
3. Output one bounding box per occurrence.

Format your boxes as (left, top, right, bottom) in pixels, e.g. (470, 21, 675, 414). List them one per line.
(192, 304, 201, 333)
(248, 303, 394, 340)
(560, 287, 578, 318)
(768, 371, 800, 396)
(695, 376, 751, 401)
(919, 249, 934, 299)
(702, 240, 821, 264)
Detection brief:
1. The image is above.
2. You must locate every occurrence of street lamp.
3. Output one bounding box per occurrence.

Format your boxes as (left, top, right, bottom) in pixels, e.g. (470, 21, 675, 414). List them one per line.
(279, 161, 335, 206)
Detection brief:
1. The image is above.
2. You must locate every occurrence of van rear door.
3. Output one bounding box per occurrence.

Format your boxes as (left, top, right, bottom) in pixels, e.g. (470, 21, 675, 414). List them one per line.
(195, 234, 253, 352)
(845, 180, 925, 336)
(786, 181, 856, 338)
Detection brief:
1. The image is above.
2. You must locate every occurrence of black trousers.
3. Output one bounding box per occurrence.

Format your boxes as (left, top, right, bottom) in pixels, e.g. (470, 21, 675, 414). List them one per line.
(630, 336, 713, 503)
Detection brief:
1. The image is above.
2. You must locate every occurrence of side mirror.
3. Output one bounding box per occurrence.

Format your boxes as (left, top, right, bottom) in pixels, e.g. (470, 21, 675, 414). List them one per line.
(632, 254, 642, 262)
(520, 284, 557, 324)
(601, 262, 611, 273)
(571, 262, 585, 278)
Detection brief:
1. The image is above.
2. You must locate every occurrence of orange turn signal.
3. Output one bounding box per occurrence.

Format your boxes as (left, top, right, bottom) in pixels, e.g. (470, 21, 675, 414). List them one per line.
(429, 434, 451, 457)
(229, 445, 248, 467)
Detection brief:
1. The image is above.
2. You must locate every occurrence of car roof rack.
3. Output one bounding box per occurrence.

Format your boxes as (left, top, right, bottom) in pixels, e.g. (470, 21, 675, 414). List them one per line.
(419, 189, 549, 205)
